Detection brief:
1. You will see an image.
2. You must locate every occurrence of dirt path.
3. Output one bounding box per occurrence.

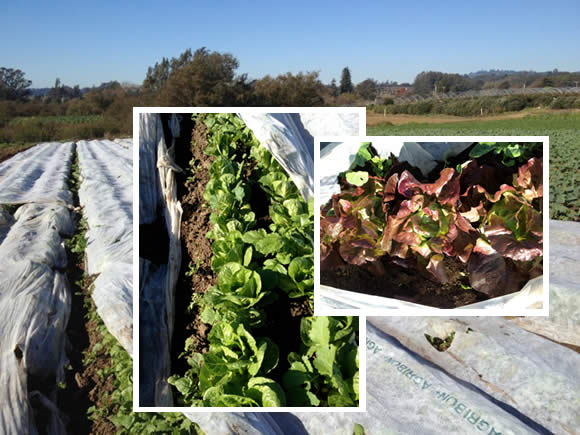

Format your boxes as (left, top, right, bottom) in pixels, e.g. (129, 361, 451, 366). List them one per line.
(171, 116, 216, 378)
(0, 143, 34, 163)
(366, 108, 580, 126)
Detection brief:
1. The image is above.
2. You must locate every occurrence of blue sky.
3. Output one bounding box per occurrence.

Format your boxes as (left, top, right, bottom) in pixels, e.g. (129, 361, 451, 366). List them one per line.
(2, 0, 579, 88)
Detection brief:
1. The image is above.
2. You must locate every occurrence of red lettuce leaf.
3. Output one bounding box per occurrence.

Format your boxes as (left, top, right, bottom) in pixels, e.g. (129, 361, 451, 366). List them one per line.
(467, 239, 527, 297)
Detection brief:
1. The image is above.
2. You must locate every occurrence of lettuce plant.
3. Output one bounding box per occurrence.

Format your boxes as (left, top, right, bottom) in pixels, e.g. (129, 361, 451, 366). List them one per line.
(321, 142, 543, 298)
(283, 316, 358, 406)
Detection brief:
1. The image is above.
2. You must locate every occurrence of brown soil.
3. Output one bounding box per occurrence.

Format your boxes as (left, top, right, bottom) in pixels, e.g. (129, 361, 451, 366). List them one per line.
(59, 265, 116, 434)
(171, 117, 217, 377)
(57, 249, 93, 434)
(0, 143, 34, 163)
(366, 107, 580, 126)
(321, 255, 487, 308)
(58, 149, 115, 434)
(74, 292, 118, 435)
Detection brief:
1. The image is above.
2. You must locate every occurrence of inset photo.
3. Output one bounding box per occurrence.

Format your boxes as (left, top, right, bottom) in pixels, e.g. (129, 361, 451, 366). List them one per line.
(315, 137, 548, 316)
(135, 108, 366, 411)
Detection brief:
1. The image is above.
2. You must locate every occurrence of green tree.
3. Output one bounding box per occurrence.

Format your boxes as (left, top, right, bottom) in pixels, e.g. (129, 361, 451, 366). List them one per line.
(160, 47, 241, 106)
(0, 67, 32, 100)
(340, 67, 354, 94)
(355, 78, 378, 100)
(254, 72, 325, 106)
(329, 79, 338, 97)
(414, 71, 474, 94)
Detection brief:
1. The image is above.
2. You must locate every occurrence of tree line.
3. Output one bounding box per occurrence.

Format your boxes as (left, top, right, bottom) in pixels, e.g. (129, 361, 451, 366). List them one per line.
(1, 47, 579, 144)
(3, 48, 579, 110)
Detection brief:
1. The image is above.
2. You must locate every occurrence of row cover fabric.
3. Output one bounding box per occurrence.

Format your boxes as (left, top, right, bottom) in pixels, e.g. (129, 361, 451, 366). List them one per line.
(319, 139, 544, 311)
(509, 219, 580, 347)
(0, 142, 74, 205)
(138, 114, 181, 406)
(139, 115, 163, 225)
(0, 148, 75, 435)
(138, 111, 363, 407)
(368, 316, 580, 434)
(76, 140, 133, 354)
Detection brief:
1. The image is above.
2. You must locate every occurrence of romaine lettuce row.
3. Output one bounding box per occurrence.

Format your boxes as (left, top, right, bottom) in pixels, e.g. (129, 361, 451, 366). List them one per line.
(200, 112, 260, 158)
(175, 113, 348, 408)
(259, 171, 301, 203)
(283, 317, 359, 407)
(211, 231, 253, 272)
(203, 262, 272, 323)
(171, 322, 285, 407)
(203, 173, 250, 216)
(206, 213, 255, 240)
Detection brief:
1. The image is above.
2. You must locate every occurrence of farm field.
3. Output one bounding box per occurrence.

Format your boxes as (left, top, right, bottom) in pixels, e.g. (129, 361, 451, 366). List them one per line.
(366, 108, 580, 126)
(1, 111, 579, 433)
(368, 112, 580, 221)
(0, 114, 131, 145)
(0, 139, 194, 434)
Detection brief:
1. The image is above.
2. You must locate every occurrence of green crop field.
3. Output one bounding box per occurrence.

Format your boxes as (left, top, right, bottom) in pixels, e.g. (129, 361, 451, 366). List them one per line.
(9, 115, 102, 125)
(368, 113, 580, 222)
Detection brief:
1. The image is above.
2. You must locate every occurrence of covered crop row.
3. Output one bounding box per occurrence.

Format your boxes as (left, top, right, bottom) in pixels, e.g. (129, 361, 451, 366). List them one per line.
(0, 139, 189, 434)
(0, 142, 75, 433)
(76, 139, 133, 353)
(169, 114, 359, 407)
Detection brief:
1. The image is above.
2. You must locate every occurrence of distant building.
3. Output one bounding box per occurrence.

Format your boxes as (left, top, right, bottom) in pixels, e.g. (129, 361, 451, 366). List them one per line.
(377, 85, 412, 98)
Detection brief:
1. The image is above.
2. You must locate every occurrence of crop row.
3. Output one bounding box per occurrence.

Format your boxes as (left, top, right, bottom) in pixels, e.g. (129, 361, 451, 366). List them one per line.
(169, 113, 358, 407)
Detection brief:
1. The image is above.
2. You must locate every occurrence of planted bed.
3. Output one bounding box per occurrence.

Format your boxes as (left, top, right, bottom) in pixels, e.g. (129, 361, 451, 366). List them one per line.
(162, 114, 359, 407)
(320, 141, 544, 308)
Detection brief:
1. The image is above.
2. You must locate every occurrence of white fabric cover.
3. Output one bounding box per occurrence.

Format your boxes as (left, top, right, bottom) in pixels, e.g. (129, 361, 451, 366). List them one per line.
(0, 202, 74, 435)
(138, 114, 181, 406)
(508, 219, 580, 346)
(0, 142, 74, 205)
(77, 140, 133, 354)
(240, 112, 363, 201)
(367, 316, 580, 435)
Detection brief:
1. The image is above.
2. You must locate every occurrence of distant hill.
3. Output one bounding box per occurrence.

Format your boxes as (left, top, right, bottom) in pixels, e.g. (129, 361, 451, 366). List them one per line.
(29, 81, 141, 98)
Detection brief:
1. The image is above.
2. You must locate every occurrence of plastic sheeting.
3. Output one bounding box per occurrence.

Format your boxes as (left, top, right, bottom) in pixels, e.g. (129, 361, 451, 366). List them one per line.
(77, 140, 133, 354)
(319, 139, 545, 311)
(368, 316, 580, 434)
(0, 142, 74, 205)
(0, 201, 74, 433)
(508, 219, 580, 347)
